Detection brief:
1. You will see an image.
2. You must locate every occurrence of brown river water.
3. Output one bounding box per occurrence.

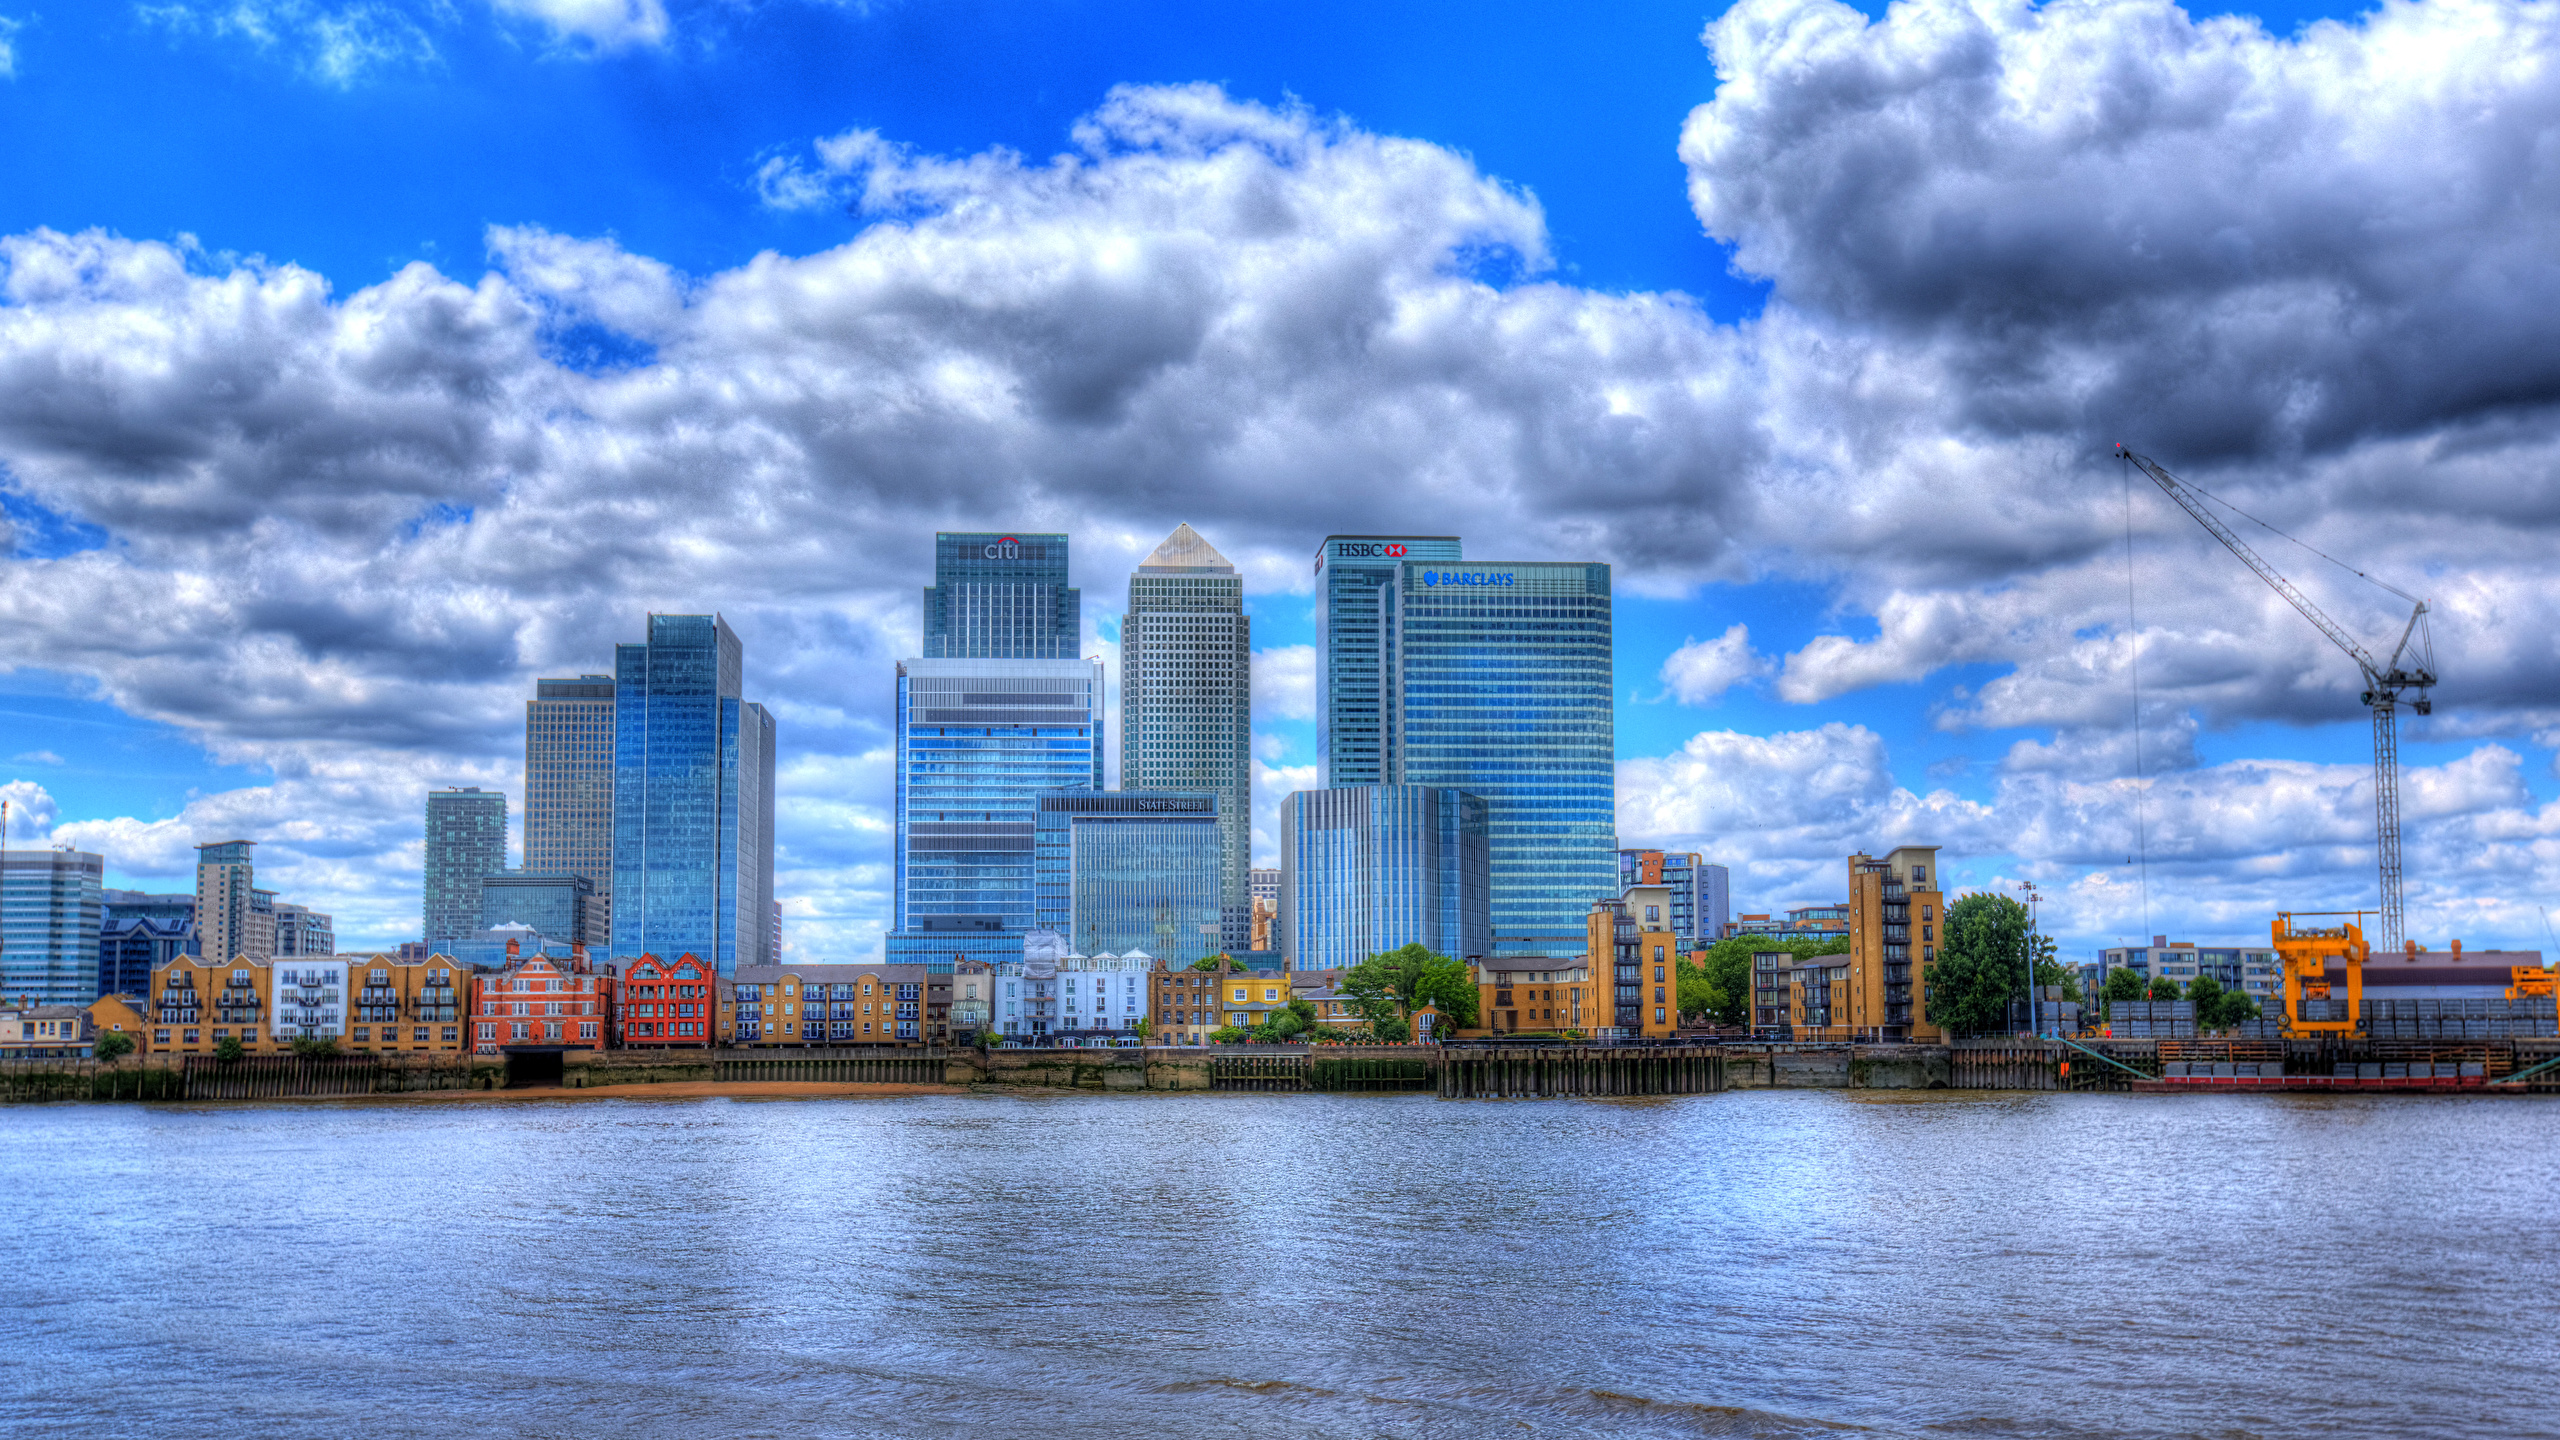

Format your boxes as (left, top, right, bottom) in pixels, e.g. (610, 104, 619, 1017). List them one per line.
(4, 1088, 2556, 1439)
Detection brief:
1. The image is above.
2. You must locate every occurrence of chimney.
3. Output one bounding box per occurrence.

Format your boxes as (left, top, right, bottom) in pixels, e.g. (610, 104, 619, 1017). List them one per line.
(2153, 935, 2167, 948)
(2452, 938, 2463, 959)
(571, 941, 587, 974)
(506, 937, 521, 959)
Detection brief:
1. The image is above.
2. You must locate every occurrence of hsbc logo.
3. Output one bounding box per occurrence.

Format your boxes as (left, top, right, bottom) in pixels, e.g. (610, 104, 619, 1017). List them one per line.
(1332, 542, 1408, 559)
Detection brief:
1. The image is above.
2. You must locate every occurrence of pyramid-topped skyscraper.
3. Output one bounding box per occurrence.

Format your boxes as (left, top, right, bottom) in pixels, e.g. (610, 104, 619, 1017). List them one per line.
(1122, 523, 1254, 953)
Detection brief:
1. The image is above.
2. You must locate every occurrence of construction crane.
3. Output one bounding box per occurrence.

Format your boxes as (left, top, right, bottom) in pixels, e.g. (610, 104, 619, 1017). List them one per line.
(2117, 447, 2437, 949)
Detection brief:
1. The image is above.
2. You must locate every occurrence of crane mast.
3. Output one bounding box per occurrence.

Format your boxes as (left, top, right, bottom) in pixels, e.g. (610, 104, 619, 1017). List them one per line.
(2117, 448, 2436, 949)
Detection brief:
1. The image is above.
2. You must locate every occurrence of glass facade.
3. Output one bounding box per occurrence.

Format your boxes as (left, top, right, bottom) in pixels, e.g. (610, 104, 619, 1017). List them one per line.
(1615, 850, 1729, 947)
(923, 532, 1080, 660)
(1121, 524, 1253, 950)
(97, 890, 199, 999)
(1, 848, 106, 1005)
(479, 870, 595, 946)
(1385, 560, 1615, 959)
(1313, 535, 1463, 788)
(1034, 790, 1221, 963)
(423, 788, 508, 951)
(1280, 785, 1490, 971)
(610, 614, 778, 975)
(526, 674, 616, 939)
(194, 840, 256, 963)
(892, 657, 1103, 972)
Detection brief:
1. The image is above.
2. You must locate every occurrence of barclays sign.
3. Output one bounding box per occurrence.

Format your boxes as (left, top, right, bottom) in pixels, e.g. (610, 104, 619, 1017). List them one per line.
(1422, 571, 1515, 588)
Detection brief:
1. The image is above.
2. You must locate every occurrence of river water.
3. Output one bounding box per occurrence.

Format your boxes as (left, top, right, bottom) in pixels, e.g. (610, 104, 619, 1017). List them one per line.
(4, 1089, 2556, 1439)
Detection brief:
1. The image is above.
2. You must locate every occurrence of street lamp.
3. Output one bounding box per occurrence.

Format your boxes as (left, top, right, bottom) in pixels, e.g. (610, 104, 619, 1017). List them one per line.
(2016, 880, 2044, 1037)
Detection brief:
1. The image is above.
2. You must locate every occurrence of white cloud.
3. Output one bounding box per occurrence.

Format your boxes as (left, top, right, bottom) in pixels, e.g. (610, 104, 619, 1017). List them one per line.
(1252, 644, 1316, 721)
(1252, 756, 1318, 870)
(1659, 623, 1769, 704)
(1, 779, 58, 838)
(11, 749, 63, 765)
(139, 1, 438, 86)
(489, 0, 668, 50)
(0, 15, 21, 80)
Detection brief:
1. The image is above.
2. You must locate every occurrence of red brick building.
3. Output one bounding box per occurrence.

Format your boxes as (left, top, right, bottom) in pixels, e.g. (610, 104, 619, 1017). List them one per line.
(616, 953, 718, 1048)
(470, 945, 613, 1055)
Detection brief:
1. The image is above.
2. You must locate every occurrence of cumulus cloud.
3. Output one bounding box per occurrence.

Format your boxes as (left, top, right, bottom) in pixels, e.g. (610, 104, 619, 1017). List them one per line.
(1252, 645, 1317, 722)
(1660, 624, 1771, 704)
(1252, 756, 1319, 870)
(139, 1, 439, 86)
(490, 0, 668, 48)
(1, 779, 58, 838)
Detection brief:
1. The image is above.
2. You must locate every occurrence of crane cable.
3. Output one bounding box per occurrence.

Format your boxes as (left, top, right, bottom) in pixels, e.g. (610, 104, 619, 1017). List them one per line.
(2122, 464, 2152, 944)
(2174, 472, 2420, 606)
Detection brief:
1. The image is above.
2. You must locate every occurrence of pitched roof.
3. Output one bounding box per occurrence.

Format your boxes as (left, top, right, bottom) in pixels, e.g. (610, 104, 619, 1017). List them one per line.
(1137, 523, 1234, 573)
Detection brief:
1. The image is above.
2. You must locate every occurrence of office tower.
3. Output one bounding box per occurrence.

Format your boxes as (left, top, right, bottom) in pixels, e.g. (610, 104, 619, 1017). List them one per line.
(479, 870, 595, 946)
(270, 900, 333, 958)
(1313, 534, 1463, 787)
(888, 657, 1104, 969)
(424, 788, 508, 952)
(1616, 850, 1728, 948)
(1382, 558, 1615, 959)
(527, 673, 616, 941)
(97, 890, 199, 999)
(1702, 862, 1731, 939)
(246, 889, 279, 964)
(923, 532, 1080, 659)
(194, 840, 258, 962)
(611, 614, 778, 975)
(1120, 524, 1253, 950)
(1, 846, 106, 1005)
(1033, 790, 1222, 963)
(1250, 867, 1281, 954)
(1279, 785, 1490, 971)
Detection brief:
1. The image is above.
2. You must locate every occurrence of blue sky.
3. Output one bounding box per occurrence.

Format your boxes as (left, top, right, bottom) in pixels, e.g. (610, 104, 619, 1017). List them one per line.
(5, 0, 2558, 959)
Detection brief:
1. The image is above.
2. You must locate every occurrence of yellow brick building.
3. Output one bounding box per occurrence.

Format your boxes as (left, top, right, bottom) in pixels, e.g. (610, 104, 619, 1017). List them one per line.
(1587, 883, 1681, 1038)
(147, 955, 276, 1056)
(1845, 846, 1945, 1042)
(343, 953, 471, 1054)
(1469, 955, 1596, 1036)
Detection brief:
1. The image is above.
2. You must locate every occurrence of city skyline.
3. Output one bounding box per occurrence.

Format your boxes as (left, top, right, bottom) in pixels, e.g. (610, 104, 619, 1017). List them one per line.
(7, 0, 2560, 964)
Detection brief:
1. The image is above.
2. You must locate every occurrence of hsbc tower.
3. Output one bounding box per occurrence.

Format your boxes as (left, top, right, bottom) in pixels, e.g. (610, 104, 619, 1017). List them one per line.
(1314, 534, 1463, 788)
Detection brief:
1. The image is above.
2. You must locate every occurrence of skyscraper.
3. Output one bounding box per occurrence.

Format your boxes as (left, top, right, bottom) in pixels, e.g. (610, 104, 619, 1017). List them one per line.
(2, 846, 105, 1004)
(611, 614, 778, 975)
(888, 656, 1104, 969)
(924, 532, 1080, 659)
(269, 900, 334, 958)
(526, 673, 616, 940)
(97, 889, 198, 999)
(1382, 558, 1615, 959)
(1280, 784, 1489, 971)
(194, 840, 258, 962)
(424, 788, 508, 952)
(1120, 523, 1253, 950)
(1313, 534, 1462, 788)
(1032, 789, 1223, 963)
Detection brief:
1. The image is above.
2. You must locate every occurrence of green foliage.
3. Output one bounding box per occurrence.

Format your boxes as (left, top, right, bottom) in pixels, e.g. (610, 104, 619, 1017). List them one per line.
(1208, 1025, 1252, 1045)
(92, 1030, 136, 1062)
(1674, 959, 1724, 1022)
(1341, 942, 1479, 1031)
(1693, 935, 1850, 1027)
(2146, 975, 2183, 1002)
(289, 1035, 340, 1059)
(1189, 954, 1229, 972)
(2186, 974, 2226, 1028)
(1252, 1007, 1308, 1041)
(213, 1036, 247, 1064)
(1130, 1015, 1152, 1041)
(2102, 967, 2150, 1003)
(1923, 892, 2034, 1038)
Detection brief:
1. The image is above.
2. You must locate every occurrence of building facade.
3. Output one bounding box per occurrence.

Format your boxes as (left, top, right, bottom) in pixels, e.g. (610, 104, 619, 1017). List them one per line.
(479, 870, 595, 947)
(0, 1004, 95, 1057)
(1119, 524, 1254, 950)
(1470, 955, 1597, 1036)
(147, 955, 272, 1056)
(1586, 884, 1679, 1037)
(345, 953, 469, 1053)
(270, 957, 349, 1045)
(991, 931, 1152, 1042)
(1382, 558, 1615, 959)
(615, 953, 719, 1047)
(98, 912, 196, 1000)
(611, 613, 778, 975)
(1751, 951, 1855, 1040)
(1250, 867, 1281, 954)
(923, 531, 1080, 660)
(1844, 847, 1945, 1041)
(194, 840, 259, 966)
(2099, 937, 2284, 1002)
(424, 787, 508, 952)
(270, 901, 334, 958)
(1034, 789, 1222, 964)
(889, 656, 1104, 970)
(526, 673, 617, 941)
(724, 964, 925, 1046)
(1280, 784, 1490, 972)
(2, 845, 105, 1006)
(1315, 534, 1465, 789)
(1150, 961, 1233, 1045)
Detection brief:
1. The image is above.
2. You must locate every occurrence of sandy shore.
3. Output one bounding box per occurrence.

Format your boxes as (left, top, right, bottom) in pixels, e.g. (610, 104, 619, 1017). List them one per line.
(378, 1081, 957, 1102)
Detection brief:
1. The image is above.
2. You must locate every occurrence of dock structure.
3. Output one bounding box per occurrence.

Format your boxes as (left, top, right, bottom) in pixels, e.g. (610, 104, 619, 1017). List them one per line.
(1437, 1045, 1724, 1099)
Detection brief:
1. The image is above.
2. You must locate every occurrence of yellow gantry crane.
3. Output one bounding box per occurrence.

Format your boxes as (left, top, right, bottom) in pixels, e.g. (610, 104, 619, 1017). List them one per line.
(2117, 448, 2438, 950)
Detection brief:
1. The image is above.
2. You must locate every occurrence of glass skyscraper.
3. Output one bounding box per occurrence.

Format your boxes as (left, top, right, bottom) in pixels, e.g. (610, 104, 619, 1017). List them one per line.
(610, 614, 778, 975)
(1033, 790, 1222, 963)
(423, 787, 508, 952)
(1, 846, 105, 1005)
(526, 673, 615, 940)
(1279, 785, 1489, 971)
(1383, 559, 1615, 959)
(924, 532, 1080, 659)
(1120, 524, 1253, 950)
(1314, 534, 1462, 788)
(889, 656, 1104, 970)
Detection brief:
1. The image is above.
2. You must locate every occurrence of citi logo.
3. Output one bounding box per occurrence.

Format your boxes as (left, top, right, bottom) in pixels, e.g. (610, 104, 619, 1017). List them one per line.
(984, 536, 1023, 559)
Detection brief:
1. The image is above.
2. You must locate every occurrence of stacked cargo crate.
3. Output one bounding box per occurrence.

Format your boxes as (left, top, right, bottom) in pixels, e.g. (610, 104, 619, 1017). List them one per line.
(2107, 999, 2195, 1039)
(2356, 996, 2557, 1040)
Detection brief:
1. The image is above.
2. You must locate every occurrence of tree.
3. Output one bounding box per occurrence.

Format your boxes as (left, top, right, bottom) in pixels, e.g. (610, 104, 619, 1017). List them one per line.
(1208, 1024, 1251, 1045)
(2146, 975, 2183, 1002)
(1130, 1016, 1152, 1042)
(93, 1030, 135, 1063)
(213, 1036, 246, 1065)
(2103, 967, 2150, 1003)
(1189, 954, 1229, 973)
(289, 1035, 340, 1059)
(2187, 974, 2227, 1029)
(1923, 892, 2035, 1038)
(1340, 943, 1479, 1032)
(1693, 935, 1850, 1027)
(1674, 959, 1723, 1023)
